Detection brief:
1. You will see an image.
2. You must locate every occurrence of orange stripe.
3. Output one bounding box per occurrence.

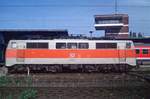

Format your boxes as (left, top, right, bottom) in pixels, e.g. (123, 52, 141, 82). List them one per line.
(6, 49, 17, 58)
(6, 49, 136, 58)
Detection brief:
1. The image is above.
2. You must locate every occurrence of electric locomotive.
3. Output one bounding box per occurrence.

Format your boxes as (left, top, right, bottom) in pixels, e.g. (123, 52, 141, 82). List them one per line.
(5, 39, 136, 72)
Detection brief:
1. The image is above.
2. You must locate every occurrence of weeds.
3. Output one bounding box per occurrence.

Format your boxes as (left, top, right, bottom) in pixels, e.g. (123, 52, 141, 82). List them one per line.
(0, 76, 11, 86)
(18, 89, 37, 99)
(0, 76, 38, 99)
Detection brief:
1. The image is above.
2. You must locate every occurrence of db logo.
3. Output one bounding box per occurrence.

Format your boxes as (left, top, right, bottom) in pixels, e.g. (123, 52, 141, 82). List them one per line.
(69, 53, 76, 58)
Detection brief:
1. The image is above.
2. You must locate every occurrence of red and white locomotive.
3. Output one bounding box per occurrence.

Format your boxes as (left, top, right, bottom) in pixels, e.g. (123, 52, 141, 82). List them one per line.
(5, 39, 136, 72)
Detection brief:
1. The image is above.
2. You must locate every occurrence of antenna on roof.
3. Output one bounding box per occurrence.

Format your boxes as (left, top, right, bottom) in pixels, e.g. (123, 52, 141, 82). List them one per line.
(115, 0, 118, 14)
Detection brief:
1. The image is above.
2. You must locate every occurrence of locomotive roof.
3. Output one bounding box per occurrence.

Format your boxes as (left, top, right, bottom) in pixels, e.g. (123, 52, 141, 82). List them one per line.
(9, 39, 133, 43)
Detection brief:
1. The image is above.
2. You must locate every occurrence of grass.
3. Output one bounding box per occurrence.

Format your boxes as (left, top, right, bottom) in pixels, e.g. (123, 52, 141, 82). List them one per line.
(0, 75, 33, 87)
(18, 88, 37, 99)
(0, 76, 38, 99)
(0, 76, 11, 87)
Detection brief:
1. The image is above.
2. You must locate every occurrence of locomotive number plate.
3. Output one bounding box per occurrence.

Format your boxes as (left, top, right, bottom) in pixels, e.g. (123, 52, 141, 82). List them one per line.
(69, 53, 76, 58)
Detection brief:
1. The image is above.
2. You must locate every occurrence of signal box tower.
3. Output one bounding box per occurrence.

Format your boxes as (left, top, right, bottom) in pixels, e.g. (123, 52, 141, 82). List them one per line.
(94, 14, 129, 39)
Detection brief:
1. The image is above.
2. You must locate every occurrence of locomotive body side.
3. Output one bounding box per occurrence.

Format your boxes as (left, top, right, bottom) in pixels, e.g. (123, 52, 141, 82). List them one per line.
(5, 39, 136, 67)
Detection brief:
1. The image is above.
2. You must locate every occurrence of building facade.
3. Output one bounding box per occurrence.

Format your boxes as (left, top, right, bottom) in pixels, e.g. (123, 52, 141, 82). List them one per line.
(94, 14, 129, 39)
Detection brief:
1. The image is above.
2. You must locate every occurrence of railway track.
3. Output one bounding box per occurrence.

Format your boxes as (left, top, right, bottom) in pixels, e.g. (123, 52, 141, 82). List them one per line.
(1, 71, 150, 99)
(1, 64, 150, 85)
(127, 71, 150, 83)
(4, 72, 150, 88)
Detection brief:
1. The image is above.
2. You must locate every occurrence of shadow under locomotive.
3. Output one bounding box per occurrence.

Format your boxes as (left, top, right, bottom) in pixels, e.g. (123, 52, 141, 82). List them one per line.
(7, 64, 134, 74)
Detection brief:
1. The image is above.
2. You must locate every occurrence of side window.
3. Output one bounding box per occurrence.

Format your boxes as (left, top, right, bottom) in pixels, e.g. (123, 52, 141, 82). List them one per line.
(27, 43, 37, 48)
(142, 49, 148, 54)
(126, 42, 131, 49)
(107, 43, 117, 48)
(78, 43, 89, 49)
(56, 43, 66, 49)
(136, 49, 140, 54)
(96, 43, 117, 49)
(96, 43, 105, 49)
(27, 43, 48, 49)
(38, 43, 48, 48)
(67, 43, 77, 49)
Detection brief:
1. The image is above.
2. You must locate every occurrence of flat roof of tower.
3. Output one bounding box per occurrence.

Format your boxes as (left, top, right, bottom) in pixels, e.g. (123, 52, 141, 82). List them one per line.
(95, 14, 128, 18)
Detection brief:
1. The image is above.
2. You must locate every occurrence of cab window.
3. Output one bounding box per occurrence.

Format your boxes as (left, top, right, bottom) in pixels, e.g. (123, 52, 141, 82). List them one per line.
(126, 42, 131, 49)
(11, 42, 17, 48)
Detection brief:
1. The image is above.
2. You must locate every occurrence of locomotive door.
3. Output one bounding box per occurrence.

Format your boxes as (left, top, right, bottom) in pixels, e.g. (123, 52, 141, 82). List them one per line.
(118, 43, 126, 63)
(16, 43, 25, 63)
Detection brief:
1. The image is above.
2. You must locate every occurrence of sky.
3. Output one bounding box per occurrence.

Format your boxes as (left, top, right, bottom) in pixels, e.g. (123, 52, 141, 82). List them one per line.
(0, 0, 150, 37)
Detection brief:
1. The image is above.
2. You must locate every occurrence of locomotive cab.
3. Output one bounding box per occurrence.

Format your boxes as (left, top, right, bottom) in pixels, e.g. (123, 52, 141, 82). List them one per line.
(5, 40, 26, 66)
(117, 41, 136, 66)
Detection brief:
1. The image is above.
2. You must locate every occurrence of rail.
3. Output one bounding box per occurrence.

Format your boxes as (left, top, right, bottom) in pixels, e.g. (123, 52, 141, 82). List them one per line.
(127, 71, 150, 83)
